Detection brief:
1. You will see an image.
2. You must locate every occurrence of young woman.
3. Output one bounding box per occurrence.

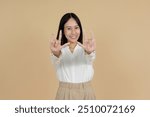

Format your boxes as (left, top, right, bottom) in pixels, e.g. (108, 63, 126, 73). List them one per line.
(50, 13, 96, 100)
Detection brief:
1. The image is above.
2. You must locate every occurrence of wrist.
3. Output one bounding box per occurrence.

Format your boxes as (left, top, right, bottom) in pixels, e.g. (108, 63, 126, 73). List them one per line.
(52, 51, 61, 58)
(85, 50, 95, 55)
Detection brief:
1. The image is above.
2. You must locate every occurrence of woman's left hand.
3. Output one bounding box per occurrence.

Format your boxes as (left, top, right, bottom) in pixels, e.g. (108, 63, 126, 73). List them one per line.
(78, 31, 96, 54)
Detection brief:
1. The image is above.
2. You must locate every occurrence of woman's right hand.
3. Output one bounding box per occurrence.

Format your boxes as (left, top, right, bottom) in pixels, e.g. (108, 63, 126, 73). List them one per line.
(49, 30, 69, 57)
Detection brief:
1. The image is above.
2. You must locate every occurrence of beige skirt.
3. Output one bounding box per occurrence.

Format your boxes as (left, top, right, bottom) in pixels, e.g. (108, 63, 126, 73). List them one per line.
(55, 80, 96, 100)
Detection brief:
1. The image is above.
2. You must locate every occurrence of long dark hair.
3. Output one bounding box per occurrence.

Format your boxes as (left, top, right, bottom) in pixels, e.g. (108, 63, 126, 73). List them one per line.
(56, 13, 83, 45)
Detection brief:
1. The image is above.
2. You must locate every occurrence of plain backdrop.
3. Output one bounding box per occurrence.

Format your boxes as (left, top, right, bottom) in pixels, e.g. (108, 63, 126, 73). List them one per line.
(0, 0, 150, 99)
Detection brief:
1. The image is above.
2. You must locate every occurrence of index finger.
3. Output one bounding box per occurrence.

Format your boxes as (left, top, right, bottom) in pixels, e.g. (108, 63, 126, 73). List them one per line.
(90, 30, 95, 40)
(83, 29, 88, 45)
(90, 30, 96, 48)
(83, 29, 87, 40)
(49, 33, 56, 43)
(58, 30, 62, 41)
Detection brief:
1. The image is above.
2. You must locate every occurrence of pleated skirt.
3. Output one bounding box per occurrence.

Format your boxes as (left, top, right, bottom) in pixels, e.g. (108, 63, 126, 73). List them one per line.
(55, 80, 96, 100)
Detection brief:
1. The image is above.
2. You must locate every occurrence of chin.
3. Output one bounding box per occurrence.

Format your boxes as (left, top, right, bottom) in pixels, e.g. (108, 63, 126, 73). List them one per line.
(68, 39, 78, 43)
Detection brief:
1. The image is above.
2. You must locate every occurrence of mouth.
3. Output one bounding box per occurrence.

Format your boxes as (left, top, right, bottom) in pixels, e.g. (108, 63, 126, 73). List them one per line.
(69, 36, 78, 39)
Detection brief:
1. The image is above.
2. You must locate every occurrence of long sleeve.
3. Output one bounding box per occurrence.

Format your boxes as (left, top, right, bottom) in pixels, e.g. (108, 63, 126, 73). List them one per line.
(50, 53, 62, 66)
(50, 44, 95, 83)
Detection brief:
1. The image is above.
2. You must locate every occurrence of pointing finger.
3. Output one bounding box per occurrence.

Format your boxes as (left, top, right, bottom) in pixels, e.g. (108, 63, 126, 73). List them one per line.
(83, 29, 88, 45)
(49, 33, 56, 46)
(90, 30, 96, 48)
(90, 30, 95, 41)
(50, 33, 56, 42)
(58, 30, 62, 41)
(83, 29, 88, 40)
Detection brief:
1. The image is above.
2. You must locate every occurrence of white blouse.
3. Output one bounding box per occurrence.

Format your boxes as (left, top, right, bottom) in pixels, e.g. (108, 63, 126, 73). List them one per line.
(51, 44, 95, 83)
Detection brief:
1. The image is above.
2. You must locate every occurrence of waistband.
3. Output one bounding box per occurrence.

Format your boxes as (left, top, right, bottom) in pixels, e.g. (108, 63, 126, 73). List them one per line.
(59, 80, 92, 89)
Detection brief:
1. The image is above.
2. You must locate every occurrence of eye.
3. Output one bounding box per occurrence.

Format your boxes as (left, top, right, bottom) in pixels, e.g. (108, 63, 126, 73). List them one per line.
(67, 27, 71, 30)
(65, 26, 71, 30)
(75, 26, 79, 29)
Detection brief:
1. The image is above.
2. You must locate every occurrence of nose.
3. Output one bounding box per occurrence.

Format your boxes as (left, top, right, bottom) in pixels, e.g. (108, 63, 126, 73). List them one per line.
(71, 29, 76, 34)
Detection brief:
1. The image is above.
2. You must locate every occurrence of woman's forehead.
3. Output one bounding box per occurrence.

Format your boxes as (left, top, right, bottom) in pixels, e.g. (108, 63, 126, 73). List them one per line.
(65, 18, 78, 27)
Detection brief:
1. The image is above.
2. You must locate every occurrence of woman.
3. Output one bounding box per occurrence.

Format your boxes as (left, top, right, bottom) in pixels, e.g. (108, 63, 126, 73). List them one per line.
(50, 13, 96, 100)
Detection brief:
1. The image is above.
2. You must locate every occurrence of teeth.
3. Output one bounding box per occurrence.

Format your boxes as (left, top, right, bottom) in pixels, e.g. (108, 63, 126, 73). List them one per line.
(70, 37, 76, 39)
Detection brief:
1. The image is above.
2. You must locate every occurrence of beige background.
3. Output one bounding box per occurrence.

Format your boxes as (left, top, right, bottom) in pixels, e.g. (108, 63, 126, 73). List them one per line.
(0, 0, 150, 99)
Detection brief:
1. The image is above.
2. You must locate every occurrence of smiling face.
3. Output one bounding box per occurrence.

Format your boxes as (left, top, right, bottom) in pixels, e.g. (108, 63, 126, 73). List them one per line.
(64, 18, 81, 44)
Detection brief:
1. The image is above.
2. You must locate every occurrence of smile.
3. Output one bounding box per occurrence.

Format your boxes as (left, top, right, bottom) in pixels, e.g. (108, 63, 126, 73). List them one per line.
(69, 36, 78, 39)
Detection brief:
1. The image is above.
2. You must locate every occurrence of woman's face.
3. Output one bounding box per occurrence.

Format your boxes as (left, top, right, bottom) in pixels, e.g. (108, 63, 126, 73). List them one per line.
(64, 18, 80, 43)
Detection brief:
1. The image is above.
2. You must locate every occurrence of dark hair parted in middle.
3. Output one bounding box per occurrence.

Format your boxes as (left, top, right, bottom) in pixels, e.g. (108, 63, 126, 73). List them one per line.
(56, 13, 83, 45)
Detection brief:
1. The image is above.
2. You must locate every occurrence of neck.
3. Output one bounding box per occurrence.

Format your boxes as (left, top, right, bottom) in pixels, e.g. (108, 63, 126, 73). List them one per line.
(69, 42, 77, 49)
